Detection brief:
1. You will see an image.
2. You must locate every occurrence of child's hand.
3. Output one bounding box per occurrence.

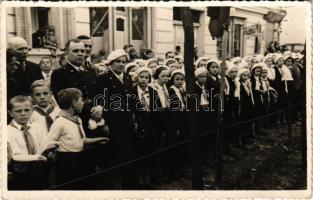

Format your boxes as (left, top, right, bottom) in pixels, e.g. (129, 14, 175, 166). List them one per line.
(46, 141, 59, 150)
(90, 114, 102, 122)
(95, 63, 109, 75)
(90, 106, 103, 120)
(97, 137, 110, 145)
(37, 155, 47, 162)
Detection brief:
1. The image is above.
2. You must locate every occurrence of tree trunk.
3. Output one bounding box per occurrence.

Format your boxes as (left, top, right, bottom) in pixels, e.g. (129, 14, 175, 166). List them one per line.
(181, 7, 203, 190)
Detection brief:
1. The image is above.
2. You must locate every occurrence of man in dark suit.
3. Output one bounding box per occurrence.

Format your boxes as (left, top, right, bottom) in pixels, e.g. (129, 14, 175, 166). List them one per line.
(8, 37, 42, 96)
(51, 38, 103, 136)
(51, 39, 99, 105)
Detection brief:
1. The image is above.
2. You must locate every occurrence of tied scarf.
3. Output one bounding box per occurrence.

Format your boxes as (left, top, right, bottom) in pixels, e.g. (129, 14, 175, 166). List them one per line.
(140, 90, 150, 111)
(58, 113, 84, 138)
(179, 88, 187, 108)
(196, 82, 209, 106)
(162, 86, 170, 108)
(33, 105, 55, 131)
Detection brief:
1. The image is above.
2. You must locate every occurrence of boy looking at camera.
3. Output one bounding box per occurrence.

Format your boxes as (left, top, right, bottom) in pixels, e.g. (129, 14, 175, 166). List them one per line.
(7, 95, 58, 190)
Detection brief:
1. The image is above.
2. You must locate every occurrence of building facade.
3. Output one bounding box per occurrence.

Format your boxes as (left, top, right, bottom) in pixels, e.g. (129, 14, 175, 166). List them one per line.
(6, 6, 285, 63)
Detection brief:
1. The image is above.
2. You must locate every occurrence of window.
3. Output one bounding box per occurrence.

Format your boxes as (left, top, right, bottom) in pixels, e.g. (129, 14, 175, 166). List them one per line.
(233, 24, 242, 57)
(254, 36, 261, 54)
(116, 7, 125, 12)
(31, 7, 57, 50)
(90, 7, 109, 37)
(116, 18, 124, 31)
(132, 8, 144, 40)
(173, 7, 201, 24)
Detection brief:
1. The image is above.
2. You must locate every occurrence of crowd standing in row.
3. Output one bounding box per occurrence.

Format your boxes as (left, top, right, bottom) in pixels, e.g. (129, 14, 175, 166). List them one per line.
(6, 36, 305, 190)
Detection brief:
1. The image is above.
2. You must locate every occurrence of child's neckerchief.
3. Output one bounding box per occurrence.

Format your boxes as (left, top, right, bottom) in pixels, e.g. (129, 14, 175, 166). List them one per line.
(170, 85, 186, 109)
(33, 105, 55, 131)
(58, 112, 84, 138)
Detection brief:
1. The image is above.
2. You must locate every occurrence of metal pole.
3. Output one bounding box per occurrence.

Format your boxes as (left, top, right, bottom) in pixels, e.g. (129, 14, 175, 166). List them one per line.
(215, 29, 228, 187)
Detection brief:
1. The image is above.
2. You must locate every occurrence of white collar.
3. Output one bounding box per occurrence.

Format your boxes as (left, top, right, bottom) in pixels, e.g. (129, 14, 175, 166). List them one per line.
(42, 70, 52, 77)
(210, 75, 217, 80)
(11, 120, 31, 130)
(254, 75, 260, 80)
(110, 68, 124, 80)
(137, 85, 149, 93)
(68, 61, 82, 71)
(34, 104, 50, 112)
(155, 82, 164, 90)
(196, 81, 205, 89)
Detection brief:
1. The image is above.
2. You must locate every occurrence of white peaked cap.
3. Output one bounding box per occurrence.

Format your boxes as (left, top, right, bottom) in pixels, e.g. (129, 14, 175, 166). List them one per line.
(194, 67, 208, 78)
(107, 49, 127, 64)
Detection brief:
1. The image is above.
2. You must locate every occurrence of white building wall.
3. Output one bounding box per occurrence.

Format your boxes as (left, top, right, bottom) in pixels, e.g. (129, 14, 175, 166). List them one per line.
(73, 8, 90, 37)
(6, 8, 16, 39)
(153, 7, 175, 58)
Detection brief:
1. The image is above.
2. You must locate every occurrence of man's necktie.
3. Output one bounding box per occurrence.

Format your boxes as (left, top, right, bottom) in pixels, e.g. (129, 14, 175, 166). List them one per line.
(21, 125, 36, 155)
(34, 106, 55, 131)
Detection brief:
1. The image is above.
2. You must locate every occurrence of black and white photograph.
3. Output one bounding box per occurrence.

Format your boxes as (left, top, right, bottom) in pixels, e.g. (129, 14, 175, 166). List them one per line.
(1, 1, 311, 199)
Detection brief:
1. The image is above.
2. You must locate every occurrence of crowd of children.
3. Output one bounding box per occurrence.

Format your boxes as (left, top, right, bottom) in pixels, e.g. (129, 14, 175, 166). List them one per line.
(6, 36, 305, 190)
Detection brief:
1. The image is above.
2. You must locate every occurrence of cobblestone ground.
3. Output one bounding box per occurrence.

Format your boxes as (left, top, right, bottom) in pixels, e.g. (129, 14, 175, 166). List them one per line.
(158, 122, 306, 190)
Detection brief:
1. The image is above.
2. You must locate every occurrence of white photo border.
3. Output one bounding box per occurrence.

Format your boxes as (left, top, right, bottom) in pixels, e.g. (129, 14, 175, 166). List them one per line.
(0, 1, 312, 199)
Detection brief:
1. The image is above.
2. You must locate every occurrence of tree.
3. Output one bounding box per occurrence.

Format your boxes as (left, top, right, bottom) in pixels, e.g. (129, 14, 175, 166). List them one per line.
(180, 7, 204, 190)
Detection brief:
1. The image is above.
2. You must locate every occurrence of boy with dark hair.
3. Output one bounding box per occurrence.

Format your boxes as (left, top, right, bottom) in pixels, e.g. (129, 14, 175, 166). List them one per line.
(48, 88, 108, 188)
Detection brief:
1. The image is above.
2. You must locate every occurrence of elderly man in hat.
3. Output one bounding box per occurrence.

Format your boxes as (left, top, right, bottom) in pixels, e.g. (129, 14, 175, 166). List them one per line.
(7, 37, 42, 95)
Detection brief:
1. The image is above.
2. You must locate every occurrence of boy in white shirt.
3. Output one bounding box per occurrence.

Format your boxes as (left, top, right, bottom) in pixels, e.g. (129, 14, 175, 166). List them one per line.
(48, 88, 108, 188)
(7, 95, 58, 190)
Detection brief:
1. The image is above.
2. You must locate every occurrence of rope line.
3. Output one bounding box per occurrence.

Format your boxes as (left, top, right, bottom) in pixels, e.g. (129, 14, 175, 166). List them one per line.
(48, 102, 304, 189)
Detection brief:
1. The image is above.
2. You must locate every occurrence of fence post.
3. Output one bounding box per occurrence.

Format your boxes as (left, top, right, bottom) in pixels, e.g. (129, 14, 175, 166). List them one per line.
(301, 82, 306, 170)
(287, 97, 292, 145)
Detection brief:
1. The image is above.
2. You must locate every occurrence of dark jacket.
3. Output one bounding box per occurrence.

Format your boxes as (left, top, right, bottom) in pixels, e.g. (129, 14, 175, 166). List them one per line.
(239, 81, 254, 120)
(168, 86, 187, 135)
(51, 62, 98, 103)
(13, 60, 41, 95)
(51, 62, 99, 135)
(97, 69, 134, 163)
(129, 85, 162, 153)
(224, 76, 239, 124)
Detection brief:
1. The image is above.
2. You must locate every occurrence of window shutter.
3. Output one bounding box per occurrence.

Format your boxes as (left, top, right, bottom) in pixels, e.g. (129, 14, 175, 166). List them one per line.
(62, 8, 74, 48)
(15, 8, 32, 45)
